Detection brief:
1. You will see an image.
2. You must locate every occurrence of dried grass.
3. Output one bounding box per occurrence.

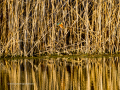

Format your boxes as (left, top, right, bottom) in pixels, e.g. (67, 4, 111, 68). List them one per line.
(0, 0, 120, 56)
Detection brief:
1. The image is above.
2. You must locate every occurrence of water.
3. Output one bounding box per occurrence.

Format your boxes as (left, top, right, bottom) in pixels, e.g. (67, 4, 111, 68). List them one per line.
(0, 56, 120, 90)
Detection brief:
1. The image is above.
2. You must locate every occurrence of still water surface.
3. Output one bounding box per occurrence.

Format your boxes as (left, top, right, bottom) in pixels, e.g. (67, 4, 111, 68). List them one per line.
(0, 56, 120, 90)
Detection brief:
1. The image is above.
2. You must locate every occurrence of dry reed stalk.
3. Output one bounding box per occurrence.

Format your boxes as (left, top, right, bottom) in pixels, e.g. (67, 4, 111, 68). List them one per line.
(51, 0, 54, 54)
(2, 0, 6, 43)
(117, 0, 120, 53)
(24, 0, 28, 56)
(15, 0, 20, 56)
(76, 0, 79, 54)
(7, 0, 11, 56)
(85, 0, 89, 53)
(98, 0, 102, 53)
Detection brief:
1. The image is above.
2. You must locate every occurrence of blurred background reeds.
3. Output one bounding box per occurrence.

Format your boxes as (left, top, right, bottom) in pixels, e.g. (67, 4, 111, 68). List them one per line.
(0, 0, 120, 57)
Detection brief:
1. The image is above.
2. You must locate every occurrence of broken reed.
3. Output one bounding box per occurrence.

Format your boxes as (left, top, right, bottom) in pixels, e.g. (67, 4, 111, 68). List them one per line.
(0, 0, 120, 57)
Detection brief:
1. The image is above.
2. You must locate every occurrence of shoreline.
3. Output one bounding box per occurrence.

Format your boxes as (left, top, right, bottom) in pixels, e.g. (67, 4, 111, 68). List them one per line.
(0, 53, 120, 60)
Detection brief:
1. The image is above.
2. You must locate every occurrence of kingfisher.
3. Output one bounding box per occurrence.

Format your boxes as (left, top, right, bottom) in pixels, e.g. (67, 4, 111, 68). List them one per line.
(57, 23, 64, 28)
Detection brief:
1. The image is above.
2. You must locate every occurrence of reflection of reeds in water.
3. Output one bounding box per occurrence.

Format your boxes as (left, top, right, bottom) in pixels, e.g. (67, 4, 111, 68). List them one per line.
(0, 57, 120, 90)
(0, 0, 120, 57)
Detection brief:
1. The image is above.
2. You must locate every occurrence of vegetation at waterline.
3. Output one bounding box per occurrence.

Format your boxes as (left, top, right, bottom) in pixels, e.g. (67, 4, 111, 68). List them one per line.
(0, 0, 120, 57)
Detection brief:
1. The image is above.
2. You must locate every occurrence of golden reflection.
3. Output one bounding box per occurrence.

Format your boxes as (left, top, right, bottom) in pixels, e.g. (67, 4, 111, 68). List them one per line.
(0, 57, 120, 90)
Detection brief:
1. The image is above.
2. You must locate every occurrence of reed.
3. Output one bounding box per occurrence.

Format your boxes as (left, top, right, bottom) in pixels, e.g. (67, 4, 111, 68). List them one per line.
(0, 0, 120, 57)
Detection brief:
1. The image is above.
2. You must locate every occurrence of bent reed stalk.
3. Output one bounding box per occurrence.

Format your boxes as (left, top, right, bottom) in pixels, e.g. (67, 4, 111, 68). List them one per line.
(0, 0, 120, 57)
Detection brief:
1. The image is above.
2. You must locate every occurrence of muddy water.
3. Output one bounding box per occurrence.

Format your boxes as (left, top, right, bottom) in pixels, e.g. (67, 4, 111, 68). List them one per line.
(0, 56, 120, 90)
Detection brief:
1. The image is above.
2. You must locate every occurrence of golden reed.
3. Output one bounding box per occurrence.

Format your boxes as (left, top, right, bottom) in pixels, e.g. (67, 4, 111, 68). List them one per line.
(0, 0, 120, 57)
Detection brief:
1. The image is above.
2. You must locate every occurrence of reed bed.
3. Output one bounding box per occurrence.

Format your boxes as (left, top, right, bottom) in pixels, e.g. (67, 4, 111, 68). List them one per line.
(0, 0, 120, 57)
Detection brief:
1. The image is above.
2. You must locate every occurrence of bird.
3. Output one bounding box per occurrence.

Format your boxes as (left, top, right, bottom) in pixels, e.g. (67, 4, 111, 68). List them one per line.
(57, 23, 64, 29)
